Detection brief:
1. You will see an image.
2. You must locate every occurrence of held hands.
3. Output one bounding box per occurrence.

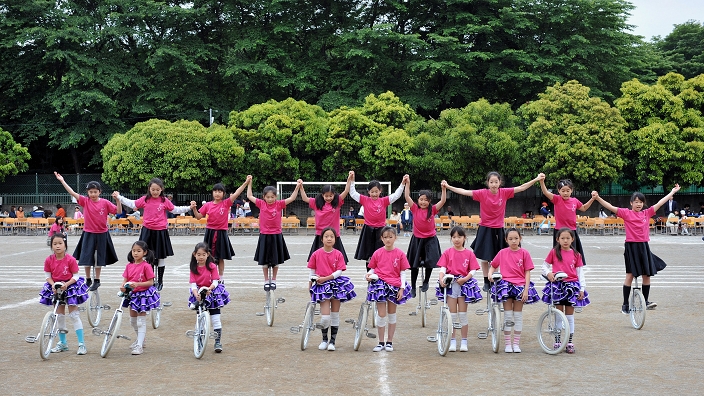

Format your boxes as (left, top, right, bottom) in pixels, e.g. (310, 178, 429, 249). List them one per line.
(297, 179, 303, 186)
(402, 174, 410, 185)
(246, 175, 253, 183)
(591, 191, 599, 198)
(349, 171, 355, 181)
(190, 200, 197, 210)
(112, 191, 120, 199)
(441, 180, 448, 189)
(538, 173, 546, 181)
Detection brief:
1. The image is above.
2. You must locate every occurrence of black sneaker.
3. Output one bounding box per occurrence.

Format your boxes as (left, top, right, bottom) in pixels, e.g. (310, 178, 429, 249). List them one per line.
(646, 301, 657, 310)
(270, 282, 277, 290)
(621, 304, 629, 314)
(85, 278, 92, 288)
(263, 283, 271, 292)
(411, 288, 417, 299)
(420, 282, 429, 292)
(156, 282, 163, 291)
(88, 279, 101, 291)
(482, 283, 490, 293)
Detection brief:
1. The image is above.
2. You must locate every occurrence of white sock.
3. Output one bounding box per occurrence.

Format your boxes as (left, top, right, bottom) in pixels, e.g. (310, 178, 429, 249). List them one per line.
(137, 317, 146, 347)
(566, 314, 575, 335)
(321, 315, 331, 329)
(130, 317, 138, 333)
(211, 314, 222, 330)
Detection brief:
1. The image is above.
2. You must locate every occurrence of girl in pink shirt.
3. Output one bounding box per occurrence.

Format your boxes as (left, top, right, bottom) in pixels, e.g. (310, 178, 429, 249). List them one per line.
(488, 228, 540, 353)
(55, 172, 121, 291)
(120, 241, 160, 355)
(39, 234, 89, 355)
(48, 216, 68, 247)
(446, 172, 542, 292)
(246, 175, 301, 290)
(114, 178, 195, 290)
(365, 226, 412, 352)
(538, 175, 596, 265)
(193, 179, 249, 280)
(403, 176, 447, 297)
(593, 185, 680, 314)
(541, 228, 590, 354)
(349, 171, 405, 270)
(188, 242, 230, 353)
(300, 172, 354, 264)
(308, 228, 357, 351)
(435, 226, 483, 352)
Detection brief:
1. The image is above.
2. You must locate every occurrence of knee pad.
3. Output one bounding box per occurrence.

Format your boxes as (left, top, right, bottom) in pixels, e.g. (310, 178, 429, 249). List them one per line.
(211, 314, 222, 330)
(387, 313, 396, 325)
(137, 316, 147, 328)
(376, 315, 387, 328)
(330, 312, 340, 327)
(566, 314, 575, 334)
(57, 314, 66, 330)
(459, 312, 468, 327)
(130, 316, 138, 331)
(321, 315, 331, 329)
(504, 310, 514, 329)
(513, 311, 523, 332)
(451, 312, 459, 324)
(69, 310, 83, 331)
(157, 259, 166, 268)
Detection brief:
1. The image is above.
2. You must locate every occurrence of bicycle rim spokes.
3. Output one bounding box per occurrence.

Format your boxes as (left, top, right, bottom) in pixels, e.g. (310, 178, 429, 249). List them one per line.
(265, 289, 275, 326)
(537, 308, 568, 354)
(491, 305, 501, 353)
(194, 311, 210, 359)
(301, 304, 315, 351)
(353, 303, 369, 351)
(437, 308, 452, 356)
(87, 290, 101, 327)
(630, 289, 646, 330)
(101, 311, 122, 358)
(420, 290, 427, 328)
(39, 312, 56, 360)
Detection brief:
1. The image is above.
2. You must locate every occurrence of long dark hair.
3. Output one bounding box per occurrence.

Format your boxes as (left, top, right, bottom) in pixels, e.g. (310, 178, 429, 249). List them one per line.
(190, 242, 217, 275)
(449, 226, 467, 246)
(128, 240, 156, 264)
(504, 227, 522, 247)
(315, 185, 340, 210)
(553, 227, 580, 263)
(54, 216, 65, 231)
(145, 178, 166, 202)
(417, 189, 434, 220)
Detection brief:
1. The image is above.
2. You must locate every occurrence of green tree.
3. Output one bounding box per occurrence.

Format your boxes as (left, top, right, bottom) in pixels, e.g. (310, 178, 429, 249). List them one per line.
(654, 20, 704, 79)
(615, 73, 704, 188)
(101, 119, 245, 192)
(519, 81, 627, 192)
(0, 129, 31, 182)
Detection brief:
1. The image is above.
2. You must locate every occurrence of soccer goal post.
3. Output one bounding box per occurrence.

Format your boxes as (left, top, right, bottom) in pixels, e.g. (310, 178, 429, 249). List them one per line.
(277, 181, 392, 218)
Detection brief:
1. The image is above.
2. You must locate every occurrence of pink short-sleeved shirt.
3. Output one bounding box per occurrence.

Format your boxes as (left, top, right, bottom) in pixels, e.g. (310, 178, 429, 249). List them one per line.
(190, 263, 221, 288)
(78, 196, 117, 233)
(552, 196, 583, 230)
(359, 195, 391, 228)
(256, 199, 287, 234)
(309, 198, 344, 236)
(368, 247, 410, 287)
(411, 204, 438, 238)
(307, 248, 347, 277)
(437, 248, 480, 277)
(48, 223, 65, 237)
(122, 262, 155, 292)
(199, 198, 232, 231)
(135, 196, 175, 230)
(544, 249, 583, 282)
(44, 254, 79, 282)
(473, 188, 515, 228)
(491, 247, 534, 286)
(617, 207, 655, 242)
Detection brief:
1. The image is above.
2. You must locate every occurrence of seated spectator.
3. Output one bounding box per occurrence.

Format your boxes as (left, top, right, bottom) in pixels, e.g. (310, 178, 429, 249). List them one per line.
(31, 206, 45, 218)
(16, 206, 25, 218)
(389, 210, 401, 233)
(539, 201, 552, 218)
(55, 204, 66, 219)
(73, 206, 84, 220)
(8, 206, 17, 218)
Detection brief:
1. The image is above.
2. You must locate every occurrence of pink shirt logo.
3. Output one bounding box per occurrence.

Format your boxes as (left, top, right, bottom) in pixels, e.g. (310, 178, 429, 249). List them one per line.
(98, 206, 105, 216)
(570, 203, 577, 212)
(157, 204, 164, 213)
(497, 198, 503, 206)
(392, 258, 399, 268)
(517, 259, 524, 268)
(219, 207, 225, 215)
(62, 264, 69, 276)
(462, 259, 470, 270)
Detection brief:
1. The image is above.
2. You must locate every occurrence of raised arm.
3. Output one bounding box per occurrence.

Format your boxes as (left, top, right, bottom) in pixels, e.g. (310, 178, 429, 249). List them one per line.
(348, 171, 361, 203)
(592, 191, 618, 214)
(388, 176, 406, 204)
(403, 175, 414, 206)
(284, 179, 302, 205)
(54, 172, 80, 201)
(514, 174, 541, 193)
(339, 171, 354, 201)
(444, 183, 473, 197)
(538, 173, 554, 201)
(578, 195, 597, 212)
(651, 184, 681, 213)
(435, 181, 447, 211)
(114, 195, 122, 216)
(229, 178, 250, 202)
(299, 183, 310, 204)
(245, 175, 256, 203)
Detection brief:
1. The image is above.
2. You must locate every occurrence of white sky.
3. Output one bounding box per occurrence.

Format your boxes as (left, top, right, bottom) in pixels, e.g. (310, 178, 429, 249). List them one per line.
(627, 0, 704, 40)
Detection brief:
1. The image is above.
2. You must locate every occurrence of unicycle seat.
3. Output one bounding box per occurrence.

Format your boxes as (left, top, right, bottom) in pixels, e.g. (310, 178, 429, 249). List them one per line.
(442, 274, 454, 286)
(491, 273, 502, 282)
(554, 272, 567, 282)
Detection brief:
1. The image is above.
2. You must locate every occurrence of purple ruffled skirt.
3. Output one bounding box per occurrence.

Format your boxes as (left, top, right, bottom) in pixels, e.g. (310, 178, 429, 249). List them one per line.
(366, 278, 412, 305)
(435, 276, 483, 304)
(541, 281, 590, 307)
(123, 286, 161, 313)
(310, 276, 356, 303)
(187, 284, 231, 309)
(491, 279, 540, 304)
(39, 277, 89, 306)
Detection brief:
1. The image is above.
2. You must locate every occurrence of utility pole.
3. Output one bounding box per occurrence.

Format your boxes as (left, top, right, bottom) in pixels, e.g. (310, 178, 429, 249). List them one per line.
(204, 108, 219, 126)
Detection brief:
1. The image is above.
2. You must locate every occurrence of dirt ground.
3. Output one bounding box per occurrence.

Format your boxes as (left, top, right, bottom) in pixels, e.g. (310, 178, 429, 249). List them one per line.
(1, 230, 703, 395)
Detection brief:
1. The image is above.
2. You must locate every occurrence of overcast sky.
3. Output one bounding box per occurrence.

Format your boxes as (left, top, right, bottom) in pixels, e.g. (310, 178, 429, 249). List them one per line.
(627, 0, 704, 40)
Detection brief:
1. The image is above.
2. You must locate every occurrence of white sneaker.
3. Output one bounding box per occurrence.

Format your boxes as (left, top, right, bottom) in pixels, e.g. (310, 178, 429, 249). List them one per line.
(318, 341, 328, 350)
(505, 345, 513, 353)
(131, 345, 143, 355)
(373, 343, 384, 352)
(460, 341, 468, 352)
(384, 343, 394, 352)
(76, 344, 87, 355)
(130, 340, 146, 349)
(512, 344, 521, 353)
(449, 339, 456, 352)
(327, 342, 336, 351)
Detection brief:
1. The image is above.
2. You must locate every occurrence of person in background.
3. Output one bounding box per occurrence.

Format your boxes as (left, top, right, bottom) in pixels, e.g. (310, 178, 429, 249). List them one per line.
(55, 204, 66, 219)
(8, 206, 17, 218)
(445, 206, 455, 216)
(16, 206, 25, 218)
(73, 206, 84, 220)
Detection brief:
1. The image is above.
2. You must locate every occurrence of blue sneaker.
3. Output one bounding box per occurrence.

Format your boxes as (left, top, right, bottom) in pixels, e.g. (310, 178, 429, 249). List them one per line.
(51, 343, 68, 353)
